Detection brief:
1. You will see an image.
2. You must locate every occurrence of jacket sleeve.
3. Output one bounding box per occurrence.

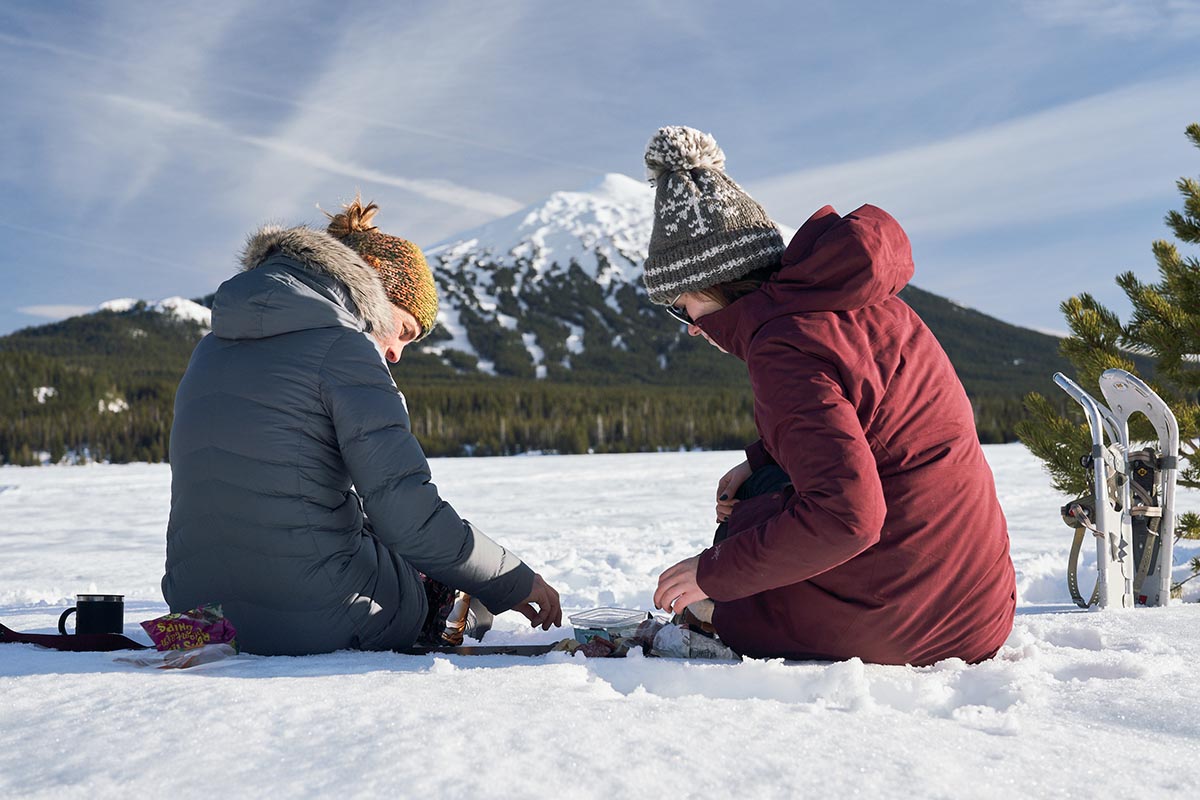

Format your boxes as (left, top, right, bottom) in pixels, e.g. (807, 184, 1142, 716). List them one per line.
(744, 439, 777, 471)
(696, 337, 886, 601)
(318, 330, 534, 613)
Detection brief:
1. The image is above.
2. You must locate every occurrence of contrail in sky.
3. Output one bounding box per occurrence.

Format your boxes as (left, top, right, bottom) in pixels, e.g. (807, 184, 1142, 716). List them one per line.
(0, 30, 604, 176)
(102, 94, 526, 217)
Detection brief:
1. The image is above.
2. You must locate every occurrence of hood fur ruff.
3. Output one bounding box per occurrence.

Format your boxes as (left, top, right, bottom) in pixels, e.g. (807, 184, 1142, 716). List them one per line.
(239, 225, 396, 337)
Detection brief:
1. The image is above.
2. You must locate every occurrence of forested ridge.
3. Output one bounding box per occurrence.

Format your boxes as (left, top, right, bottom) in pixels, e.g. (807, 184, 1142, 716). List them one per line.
(0, 286, 1069, 464)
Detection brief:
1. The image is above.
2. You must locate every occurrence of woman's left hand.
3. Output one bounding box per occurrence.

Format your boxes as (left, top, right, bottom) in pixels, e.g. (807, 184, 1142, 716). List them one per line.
(654, 555, 710, 614)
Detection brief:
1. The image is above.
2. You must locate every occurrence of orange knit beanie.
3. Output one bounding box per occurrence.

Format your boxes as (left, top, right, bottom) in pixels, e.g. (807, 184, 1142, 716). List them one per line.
(326, 196, 438, 339)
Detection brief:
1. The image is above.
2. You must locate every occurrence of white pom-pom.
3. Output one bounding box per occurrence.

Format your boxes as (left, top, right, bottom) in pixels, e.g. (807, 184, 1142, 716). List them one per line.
(644, 125, 726, 183)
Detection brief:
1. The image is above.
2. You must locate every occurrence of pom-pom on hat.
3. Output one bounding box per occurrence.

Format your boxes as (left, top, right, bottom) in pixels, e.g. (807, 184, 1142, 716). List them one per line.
(325, 196, 438, 339)
(641, 126, 785, 305)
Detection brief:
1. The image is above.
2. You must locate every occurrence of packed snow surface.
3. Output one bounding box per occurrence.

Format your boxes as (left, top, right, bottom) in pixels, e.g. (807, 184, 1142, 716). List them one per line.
(2, 445, 1198, 799)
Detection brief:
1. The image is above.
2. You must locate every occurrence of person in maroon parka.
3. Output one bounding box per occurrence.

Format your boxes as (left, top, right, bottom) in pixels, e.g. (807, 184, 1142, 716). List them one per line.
(643, 126, 1016, 666)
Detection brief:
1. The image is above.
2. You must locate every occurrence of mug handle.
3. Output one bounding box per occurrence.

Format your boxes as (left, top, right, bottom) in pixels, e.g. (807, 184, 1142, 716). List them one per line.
(58, 607, 77, 635)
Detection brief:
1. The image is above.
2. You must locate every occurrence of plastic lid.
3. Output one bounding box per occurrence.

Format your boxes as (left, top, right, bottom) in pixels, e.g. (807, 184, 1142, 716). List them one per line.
(568, 607, 647, 628)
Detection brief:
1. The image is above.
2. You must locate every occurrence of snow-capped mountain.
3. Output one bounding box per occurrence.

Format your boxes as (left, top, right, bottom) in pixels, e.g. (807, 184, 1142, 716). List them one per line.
(0, 173, 1074, 465)
(423, 173, 723, 381)
(429, 173, 655, 287)
(415, 172, 1074, 403)
(99, 297, 213, 329)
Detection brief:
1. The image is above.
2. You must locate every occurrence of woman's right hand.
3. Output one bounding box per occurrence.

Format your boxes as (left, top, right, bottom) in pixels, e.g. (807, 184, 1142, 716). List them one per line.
(513, 573, 563, 631)
(715, 460, 752, 523)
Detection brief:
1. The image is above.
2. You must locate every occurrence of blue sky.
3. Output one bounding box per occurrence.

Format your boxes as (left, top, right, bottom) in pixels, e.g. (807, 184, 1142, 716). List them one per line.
(2, 0, 1198, 336)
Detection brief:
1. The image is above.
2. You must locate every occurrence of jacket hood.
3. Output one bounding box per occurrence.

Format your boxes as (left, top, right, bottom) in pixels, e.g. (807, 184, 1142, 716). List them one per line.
(211, 225, 396, 341)
(697, 205, 914, 359)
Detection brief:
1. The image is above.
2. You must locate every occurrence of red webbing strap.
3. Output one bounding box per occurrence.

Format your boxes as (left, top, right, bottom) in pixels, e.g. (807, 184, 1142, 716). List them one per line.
(0, 622, 149, 652)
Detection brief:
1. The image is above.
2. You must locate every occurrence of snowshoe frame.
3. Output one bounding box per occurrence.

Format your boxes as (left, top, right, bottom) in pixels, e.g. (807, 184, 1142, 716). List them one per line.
(1054, 369, 1178, 609)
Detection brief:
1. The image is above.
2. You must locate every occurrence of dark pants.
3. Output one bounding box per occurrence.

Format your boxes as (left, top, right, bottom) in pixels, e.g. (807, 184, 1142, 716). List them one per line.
(713, 464, 791, 545)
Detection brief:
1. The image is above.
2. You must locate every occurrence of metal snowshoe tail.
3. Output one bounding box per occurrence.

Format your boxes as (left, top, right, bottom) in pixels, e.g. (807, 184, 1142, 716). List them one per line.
(1053, 369, 1178, 609)
(1097, 370, 1178, 607)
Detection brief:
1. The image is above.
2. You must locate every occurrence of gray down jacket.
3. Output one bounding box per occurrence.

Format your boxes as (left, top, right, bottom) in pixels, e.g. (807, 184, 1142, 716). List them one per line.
(163, 225, 534, 655)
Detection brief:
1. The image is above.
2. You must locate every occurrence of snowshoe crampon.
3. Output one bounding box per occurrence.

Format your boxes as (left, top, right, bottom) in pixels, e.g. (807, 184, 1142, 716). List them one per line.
(1054, 369, 1179, 609)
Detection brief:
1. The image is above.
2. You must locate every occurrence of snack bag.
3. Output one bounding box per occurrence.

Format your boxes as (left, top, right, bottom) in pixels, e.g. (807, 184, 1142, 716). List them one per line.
(141, 604, 238, 652)
(650, 623, 739, 660)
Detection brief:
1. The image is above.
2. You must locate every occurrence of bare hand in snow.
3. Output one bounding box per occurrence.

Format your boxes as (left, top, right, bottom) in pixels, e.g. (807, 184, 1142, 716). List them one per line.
(654, 555, 710, 615)
(715, 460, 751, 522)
(514, 573, 562, 630)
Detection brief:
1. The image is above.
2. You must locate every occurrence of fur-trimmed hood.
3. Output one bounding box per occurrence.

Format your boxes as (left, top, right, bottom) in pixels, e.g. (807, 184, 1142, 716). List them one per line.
(238, 225, 395, 337)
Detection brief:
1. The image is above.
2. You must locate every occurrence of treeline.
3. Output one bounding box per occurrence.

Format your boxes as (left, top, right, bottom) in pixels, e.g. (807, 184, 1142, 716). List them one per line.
(405, 381, 757, 457)
(0, 350, 174, 464)
(405, 382, 1039, 455)
(1, 365, 1042, 465)
(0, 297, 1061, 465)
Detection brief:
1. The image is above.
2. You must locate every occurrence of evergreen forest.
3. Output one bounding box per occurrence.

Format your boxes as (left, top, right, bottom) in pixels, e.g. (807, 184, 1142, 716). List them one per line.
(0, 285, 1070, 465)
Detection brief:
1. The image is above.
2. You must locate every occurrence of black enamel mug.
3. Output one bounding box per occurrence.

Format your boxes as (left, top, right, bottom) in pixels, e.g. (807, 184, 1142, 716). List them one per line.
(58, 594, 125, 636)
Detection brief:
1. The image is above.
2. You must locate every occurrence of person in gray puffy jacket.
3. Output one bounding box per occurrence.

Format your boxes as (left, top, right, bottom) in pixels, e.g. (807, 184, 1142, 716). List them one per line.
(163, 197, 562, 656)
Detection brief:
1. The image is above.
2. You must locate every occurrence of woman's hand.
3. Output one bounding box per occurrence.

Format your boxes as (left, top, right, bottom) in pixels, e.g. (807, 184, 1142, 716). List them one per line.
(513, 573, 563, 630)
(654, 555, 710, 615)
(715, 460, 752, 523)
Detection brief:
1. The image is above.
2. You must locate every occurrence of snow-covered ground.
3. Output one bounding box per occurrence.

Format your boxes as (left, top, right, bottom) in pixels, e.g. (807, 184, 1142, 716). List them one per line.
(1, 445, 1198, 798)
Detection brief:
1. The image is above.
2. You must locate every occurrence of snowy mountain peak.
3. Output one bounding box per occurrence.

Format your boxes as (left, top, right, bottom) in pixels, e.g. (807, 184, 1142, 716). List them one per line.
(427, 172, 654, 281)
(578, 172, 655, 204)
(421, 173, 663, 379)
(98, 297, 212, 328)
(421, 173, 788, 381)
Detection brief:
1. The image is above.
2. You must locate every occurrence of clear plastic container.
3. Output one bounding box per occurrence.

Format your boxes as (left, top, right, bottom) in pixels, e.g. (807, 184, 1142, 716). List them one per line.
(568, 607, 650, 643)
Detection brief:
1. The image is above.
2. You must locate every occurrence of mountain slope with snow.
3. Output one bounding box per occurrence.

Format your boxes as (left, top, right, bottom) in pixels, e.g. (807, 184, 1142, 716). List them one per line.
(98, 297, 212, 329)
(0, 174, 1073, 463)
(423, 173, 723, 382)
(421, 173, 1069, 400)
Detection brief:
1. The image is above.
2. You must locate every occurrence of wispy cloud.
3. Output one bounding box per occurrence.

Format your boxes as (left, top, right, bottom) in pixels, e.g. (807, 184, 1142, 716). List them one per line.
(0, 30, 114, 65)
(17, 305, 94, 320)
(1020, 0, 1200, 37)
(101, 95, 525, 217)
(747, 74, 1200, 238)
(0, 30, 603, 177)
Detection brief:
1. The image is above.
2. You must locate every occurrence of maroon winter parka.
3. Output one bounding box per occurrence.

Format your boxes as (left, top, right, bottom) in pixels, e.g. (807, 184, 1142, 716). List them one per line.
(694, 204, 1016, 667)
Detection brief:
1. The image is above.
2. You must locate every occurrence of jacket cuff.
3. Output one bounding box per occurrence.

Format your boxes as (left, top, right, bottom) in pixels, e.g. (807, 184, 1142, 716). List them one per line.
(695, 545, 736, 602)
(477, 560, 535, 615)
(745, 439, 776, 472)
(462, 521, 536, 614)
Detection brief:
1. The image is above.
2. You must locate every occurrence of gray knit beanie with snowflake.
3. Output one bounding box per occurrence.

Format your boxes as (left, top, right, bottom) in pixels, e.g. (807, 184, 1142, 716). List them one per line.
(641, 126, 785, 305)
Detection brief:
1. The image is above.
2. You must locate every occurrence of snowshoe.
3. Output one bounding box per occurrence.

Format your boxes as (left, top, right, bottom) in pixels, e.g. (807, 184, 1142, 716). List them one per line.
(1054, 369, 1178, 608)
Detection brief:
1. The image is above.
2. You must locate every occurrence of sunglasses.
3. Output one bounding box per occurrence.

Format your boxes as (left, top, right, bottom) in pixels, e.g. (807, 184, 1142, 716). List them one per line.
(664, 294, 695, 326)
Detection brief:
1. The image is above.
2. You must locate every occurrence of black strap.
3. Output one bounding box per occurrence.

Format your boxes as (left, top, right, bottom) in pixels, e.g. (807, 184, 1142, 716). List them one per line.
(1067, 525, 1100, 609)
(397, 643, 558, 657)
(1063, 499, 1101, 609)
(0, 622, 149, 652)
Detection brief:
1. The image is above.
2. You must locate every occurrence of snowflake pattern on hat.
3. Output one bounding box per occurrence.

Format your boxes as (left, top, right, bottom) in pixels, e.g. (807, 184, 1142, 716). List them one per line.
(641, 126, 784, 304)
